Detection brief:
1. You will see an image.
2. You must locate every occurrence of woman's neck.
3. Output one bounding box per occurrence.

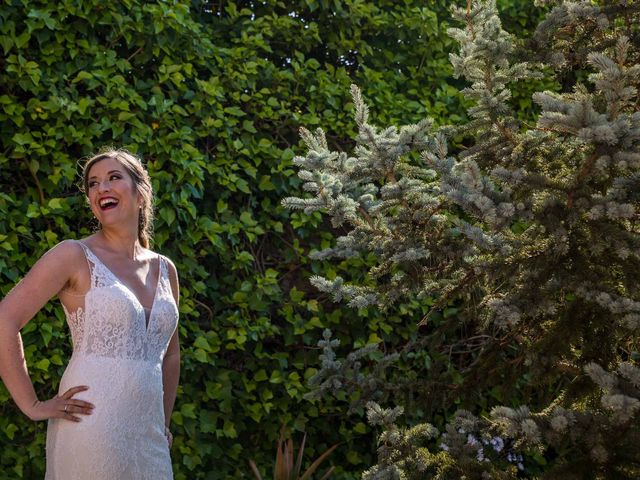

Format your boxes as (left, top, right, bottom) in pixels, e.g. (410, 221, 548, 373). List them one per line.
(96, 228, 142, 260)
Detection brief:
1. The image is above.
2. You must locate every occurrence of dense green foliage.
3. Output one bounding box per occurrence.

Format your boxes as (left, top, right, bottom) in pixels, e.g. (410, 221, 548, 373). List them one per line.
(286, 0, 640, 478)
(0, 0, 548, 478)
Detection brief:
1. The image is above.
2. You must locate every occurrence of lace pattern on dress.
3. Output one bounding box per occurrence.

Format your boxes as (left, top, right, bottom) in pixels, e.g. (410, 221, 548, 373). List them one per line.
(145, 258, 178, 359)
(62, 304, 85, 350)
(66, 242, 179, 361)
(48, 241, 177, 480)
(78, 243, 112, 290)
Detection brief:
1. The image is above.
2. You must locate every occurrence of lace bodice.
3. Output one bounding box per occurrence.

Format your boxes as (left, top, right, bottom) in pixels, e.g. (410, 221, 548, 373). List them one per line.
(63, 242, 178, 362)
(47, 241, 177, 479)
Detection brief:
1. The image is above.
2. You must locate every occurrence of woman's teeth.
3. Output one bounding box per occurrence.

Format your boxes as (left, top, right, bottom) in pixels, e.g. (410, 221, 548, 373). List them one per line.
(99, 198, 119, 210)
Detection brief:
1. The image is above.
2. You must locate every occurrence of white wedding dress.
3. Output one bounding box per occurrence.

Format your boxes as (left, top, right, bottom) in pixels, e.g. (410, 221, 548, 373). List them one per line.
(45, 241, 178, 479)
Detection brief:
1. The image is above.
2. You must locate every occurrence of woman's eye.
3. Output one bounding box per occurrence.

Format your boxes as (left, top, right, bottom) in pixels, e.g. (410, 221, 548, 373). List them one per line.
(88, 181, 97, 188)
(110, 174, 121, 181)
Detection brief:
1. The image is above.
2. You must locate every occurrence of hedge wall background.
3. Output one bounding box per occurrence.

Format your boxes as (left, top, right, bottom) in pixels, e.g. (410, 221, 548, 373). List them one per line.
(0, 1, 544, 478)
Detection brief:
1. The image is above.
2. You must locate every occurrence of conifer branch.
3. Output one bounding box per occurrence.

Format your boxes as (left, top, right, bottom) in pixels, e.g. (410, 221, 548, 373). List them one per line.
(285, 0, 640, 476)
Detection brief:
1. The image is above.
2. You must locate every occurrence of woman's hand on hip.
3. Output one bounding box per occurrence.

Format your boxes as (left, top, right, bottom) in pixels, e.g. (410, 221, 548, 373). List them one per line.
(27, 385, 94, 422)
(164, 426, 173, 448)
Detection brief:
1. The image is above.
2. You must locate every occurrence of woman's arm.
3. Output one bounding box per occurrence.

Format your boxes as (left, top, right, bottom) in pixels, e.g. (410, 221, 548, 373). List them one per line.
(162, 257, 181, 445)
(0, 240, 94, 421)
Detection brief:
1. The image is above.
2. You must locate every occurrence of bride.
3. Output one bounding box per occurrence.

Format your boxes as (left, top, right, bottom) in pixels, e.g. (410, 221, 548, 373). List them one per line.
(0, 149, 180, 479)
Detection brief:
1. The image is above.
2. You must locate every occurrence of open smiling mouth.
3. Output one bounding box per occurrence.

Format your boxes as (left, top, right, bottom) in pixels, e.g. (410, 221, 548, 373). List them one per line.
(99, 198, 119, 210)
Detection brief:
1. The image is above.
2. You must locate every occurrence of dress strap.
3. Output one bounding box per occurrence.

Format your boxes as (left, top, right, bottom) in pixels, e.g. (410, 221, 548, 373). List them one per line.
(75, 241, 111, 289)
(157, 254, 168, 291)
(157, 254, 177, 301)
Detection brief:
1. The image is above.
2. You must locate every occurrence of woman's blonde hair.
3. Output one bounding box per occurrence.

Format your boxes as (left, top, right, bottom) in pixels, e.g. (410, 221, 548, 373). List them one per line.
(82, 149, 154, 248)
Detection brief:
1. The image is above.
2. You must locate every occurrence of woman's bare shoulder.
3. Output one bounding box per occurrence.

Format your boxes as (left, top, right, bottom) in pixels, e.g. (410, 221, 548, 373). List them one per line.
(47, 240, 90, 295)
(0, 239, 89, 328)
(150, 250, 179, 302)
(43, 239, 86, 263)
(148, 249, 178, 274)
(38, 239, 90, 281)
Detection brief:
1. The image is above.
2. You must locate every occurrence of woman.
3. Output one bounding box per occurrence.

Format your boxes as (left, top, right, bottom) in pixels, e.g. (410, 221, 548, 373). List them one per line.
(0, 149, 180, 479)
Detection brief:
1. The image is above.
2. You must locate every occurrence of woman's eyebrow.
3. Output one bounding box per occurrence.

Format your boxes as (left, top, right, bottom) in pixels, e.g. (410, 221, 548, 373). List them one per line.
(88, 169, 123, 180)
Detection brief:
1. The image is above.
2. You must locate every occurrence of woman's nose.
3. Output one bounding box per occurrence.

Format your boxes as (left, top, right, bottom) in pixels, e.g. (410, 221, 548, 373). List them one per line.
(97, 180, 111, 192)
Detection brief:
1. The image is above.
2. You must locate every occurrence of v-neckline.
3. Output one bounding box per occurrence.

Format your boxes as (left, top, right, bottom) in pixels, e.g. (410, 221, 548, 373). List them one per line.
(81, 243, 162, 330)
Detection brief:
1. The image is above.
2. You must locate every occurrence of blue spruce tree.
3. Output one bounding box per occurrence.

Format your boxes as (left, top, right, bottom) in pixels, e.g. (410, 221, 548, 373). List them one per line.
(284, 0, 640, 478)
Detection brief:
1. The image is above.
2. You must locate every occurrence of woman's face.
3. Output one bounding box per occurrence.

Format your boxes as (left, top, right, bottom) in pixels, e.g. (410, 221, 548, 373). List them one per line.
(86, 157, 140, 228)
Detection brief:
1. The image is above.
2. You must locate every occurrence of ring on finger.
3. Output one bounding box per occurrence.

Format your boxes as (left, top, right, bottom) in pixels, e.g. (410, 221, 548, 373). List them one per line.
(64, 404, 69, 413)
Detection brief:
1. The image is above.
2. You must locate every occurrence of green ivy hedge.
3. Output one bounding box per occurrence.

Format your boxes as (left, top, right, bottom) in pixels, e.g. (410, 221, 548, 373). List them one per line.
(0, 1, 546, 478)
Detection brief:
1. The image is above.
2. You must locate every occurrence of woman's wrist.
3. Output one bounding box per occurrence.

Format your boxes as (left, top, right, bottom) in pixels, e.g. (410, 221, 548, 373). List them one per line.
(22, 397, 41, 421)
